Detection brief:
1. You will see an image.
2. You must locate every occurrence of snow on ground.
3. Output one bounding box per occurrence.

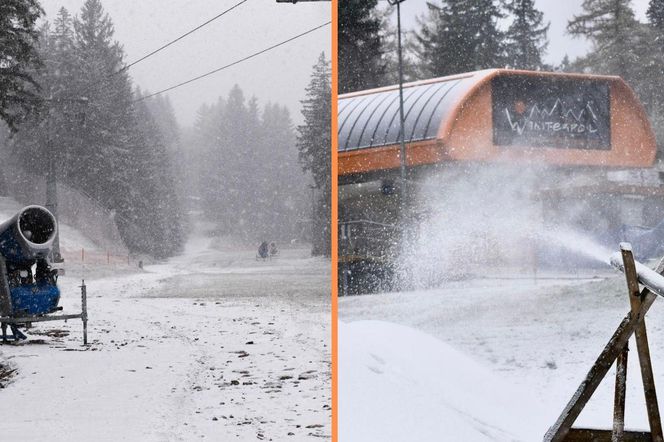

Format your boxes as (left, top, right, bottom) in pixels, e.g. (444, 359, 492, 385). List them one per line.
(340, 320, 548, 441)
(0, 219, 330, 441)
(340, 272, 664, 441)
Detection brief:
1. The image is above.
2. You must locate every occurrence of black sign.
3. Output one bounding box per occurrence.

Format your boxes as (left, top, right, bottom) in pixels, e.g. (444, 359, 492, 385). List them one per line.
(492, 75, 611, 150)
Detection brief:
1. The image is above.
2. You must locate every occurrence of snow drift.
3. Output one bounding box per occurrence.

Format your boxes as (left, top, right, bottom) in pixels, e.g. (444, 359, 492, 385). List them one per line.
(339, 320, 548, 442)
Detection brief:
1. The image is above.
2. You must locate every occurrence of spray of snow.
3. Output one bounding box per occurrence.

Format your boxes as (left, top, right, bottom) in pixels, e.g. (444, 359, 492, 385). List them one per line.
(397, 164, 612, 288)
(535, 227, 612, 265)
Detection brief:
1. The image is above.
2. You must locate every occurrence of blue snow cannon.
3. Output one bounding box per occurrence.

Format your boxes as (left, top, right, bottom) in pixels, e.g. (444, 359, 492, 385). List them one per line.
(0, 206, 60, 317)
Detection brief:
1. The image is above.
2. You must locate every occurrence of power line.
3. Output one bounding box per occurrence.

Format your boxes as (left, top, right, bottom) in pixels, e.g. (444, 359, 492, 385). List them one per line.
(117, 0, 250, 74)
(134, 21, 331, 102)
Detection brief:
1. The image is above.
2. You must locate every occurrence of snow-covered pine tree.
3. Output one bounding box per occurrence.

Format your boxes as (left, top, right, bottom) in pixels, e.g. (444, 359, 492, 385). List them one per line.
(297, 53, 331, 257)
(504, 0, 550, 70)
(258, 103, 306, 242)
(413, 0, 505, 78)
(190, 88, 305, 244)
(131, 93, 186, 258)
(71, 0, 135, 205)
(0, 0, 43, 130)
(192, 102, 223, 227)
(338, 0, 387, 94)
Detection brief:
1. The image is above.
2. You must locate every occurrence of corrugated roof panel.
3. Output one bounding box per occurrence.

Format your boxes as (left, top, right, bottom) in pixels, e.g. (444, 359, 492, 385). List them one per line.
(373, 86, 420, 148)
(338, 74, 478, 152)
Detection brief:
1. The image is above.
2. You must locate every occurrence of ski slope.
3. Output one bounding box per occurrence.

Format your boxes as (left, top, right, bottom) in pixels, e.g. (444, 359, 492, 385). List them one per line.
(340, 273, 664, 441)
(0, 200, 331, 441)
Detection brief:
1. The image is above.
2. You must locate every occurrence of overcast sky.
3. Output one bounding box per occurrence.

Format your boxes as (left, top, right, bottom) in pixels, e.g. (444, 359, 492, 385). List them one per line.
(389, 0, 650, 66)
(40, 0, 331, 127)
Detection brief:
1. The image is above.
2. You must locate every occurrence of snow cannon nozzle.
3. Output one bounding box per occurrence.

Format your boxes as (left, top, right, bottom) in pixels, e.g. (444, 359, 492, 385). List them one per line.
(0, 206, 57, 264)
(610, 245, 664, 299)
(619, 242, 632, 252)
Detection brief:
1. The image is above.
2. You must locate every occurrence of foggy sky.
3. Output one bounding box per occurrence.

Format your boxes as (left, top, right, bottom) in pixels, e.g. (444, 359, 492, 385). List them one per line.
(390, 0, 650, 67)
(40, 0, 331, 127)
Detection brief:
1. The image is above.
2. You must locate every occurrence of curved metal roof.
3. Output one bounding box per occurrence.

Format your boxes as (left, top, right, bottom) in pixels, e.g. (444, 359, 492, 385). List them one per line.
(339, 69, 657, 177)
(338, 72, 484, 152)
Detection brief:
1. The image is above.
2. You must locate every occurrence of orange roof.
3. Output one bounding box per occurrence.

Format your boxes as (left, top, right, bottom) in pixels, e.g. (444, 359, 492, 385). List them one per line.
(338, 69, 656, 176)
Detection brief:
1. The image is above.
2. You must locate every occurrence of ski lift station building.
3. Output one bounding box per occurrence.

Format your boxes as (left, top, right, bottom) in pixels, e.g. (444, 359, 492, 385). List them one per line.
(338, 69, 663, 294)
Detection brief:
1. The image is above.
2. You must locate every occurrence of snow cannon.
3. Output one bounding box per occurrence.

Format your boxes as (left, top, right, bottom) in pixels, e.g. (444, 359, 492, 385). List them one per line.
(0, 205, 57, 264)
(0, 206, 60, 317)
(0, 206, 87, 343)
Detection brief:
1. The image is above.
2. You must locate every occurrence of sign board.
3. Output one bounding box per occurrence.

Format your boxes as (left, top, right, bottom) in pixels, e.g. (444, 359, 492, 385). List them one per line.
(492, 75, 611, 150)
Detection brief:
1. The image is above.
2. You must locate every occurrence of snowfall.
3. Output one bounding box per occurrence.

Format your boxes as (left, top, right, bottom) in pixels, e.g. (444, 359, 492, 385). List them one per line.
(0, 197, 331, 441)
(340, 271, 664, 441)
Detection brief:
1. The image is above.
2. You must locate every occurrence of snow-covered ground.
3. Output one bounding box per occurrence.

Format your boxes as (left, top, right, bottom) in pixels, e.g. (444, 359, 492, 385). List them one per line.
(340, 272, 664, 441)
(0, 201, 330, 441)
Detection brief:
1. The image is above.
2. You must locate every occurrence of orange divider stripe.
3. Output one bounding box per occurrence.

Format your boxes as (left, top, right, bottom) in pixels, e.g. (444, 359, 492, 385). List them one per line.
(330, 1, 339, 441)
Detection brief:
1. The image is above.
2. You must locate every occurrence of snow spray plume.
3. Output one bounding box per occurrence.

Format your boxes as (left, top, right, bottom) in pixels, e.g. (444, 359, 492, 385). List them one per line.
(396, 163, 612, 290)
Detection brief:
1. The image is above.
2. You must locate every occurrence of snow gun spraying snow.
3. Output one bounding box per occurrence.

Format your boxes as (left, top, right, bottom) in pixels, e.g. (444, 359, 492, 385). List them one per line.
(544, 243, 664, 441)
(0, 206, 87, 343)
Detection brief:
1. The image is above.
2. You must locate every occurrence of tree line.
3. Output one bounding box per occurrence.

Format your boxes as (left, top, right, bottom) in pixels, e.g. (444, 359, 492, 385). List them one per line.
(339, 0, 664, 154)
(1, 0, 186, 258)
(188, 52, 331, 255)
(1, 0, 332, 257)
(190, 86, 307, 244)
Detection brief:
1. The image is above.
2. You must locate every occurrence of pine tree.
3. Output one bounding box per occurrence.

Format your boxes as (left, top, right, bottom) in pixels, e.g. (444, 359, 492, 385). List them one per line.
(297, 53, 331, 256)
(259, 103, 304, 240)
(0, 0, 44, 130)
(377, 4, 419, 84)
(504, 0, 549, 70)
(71, 0, 135, 204)
(339, 0, 387, 93)
(413, 0, 505, 78)
(556, 54, 572, 72)
(191, 88, 306, 244)
(644, 0, 664, 157)
(567, 0, 642, 81)
(10, 9, 86, 184)
(648, 0, 664, 29)
(4, 0, 186, 258)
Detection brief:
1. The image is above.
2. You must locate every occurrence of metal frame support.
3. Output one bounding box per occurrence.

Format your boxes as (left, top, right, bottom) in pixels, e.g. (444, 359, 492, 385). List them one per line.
(0, 278, 89, 345)
(0, 256, 12, 318)
(543, 245, 664, 441)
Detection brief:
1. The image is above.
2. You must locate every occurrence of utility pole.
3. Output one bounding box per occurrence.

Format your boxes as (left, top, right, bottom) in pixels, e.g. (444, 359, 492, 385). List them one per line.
(388, 0, 407, 186)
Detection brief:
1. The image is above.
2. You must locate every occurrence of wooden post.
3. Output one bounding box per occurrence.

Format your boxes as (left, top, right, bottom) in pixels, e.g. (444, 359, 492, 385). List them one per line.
(81, 279, 87, 345)
(544, 251, 664, 441)
(620, 245, 664, 441)
(613, 345, 628, 441)
(543, 291, 657, 441)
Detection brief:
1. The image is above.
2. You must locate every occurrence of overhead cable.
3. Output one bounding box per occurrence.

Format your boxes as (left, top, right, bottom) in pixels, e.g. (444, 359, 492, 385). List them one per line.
(118, 0, 250, 73)
(134, 21, 331, 102)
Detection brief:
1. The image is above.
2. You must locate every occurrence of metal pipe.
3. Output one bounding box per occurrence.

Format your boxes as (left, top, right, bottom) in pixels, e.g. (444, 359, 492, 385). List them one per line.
(393, 0, 407, 183)
(610, 243, 664, 299)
